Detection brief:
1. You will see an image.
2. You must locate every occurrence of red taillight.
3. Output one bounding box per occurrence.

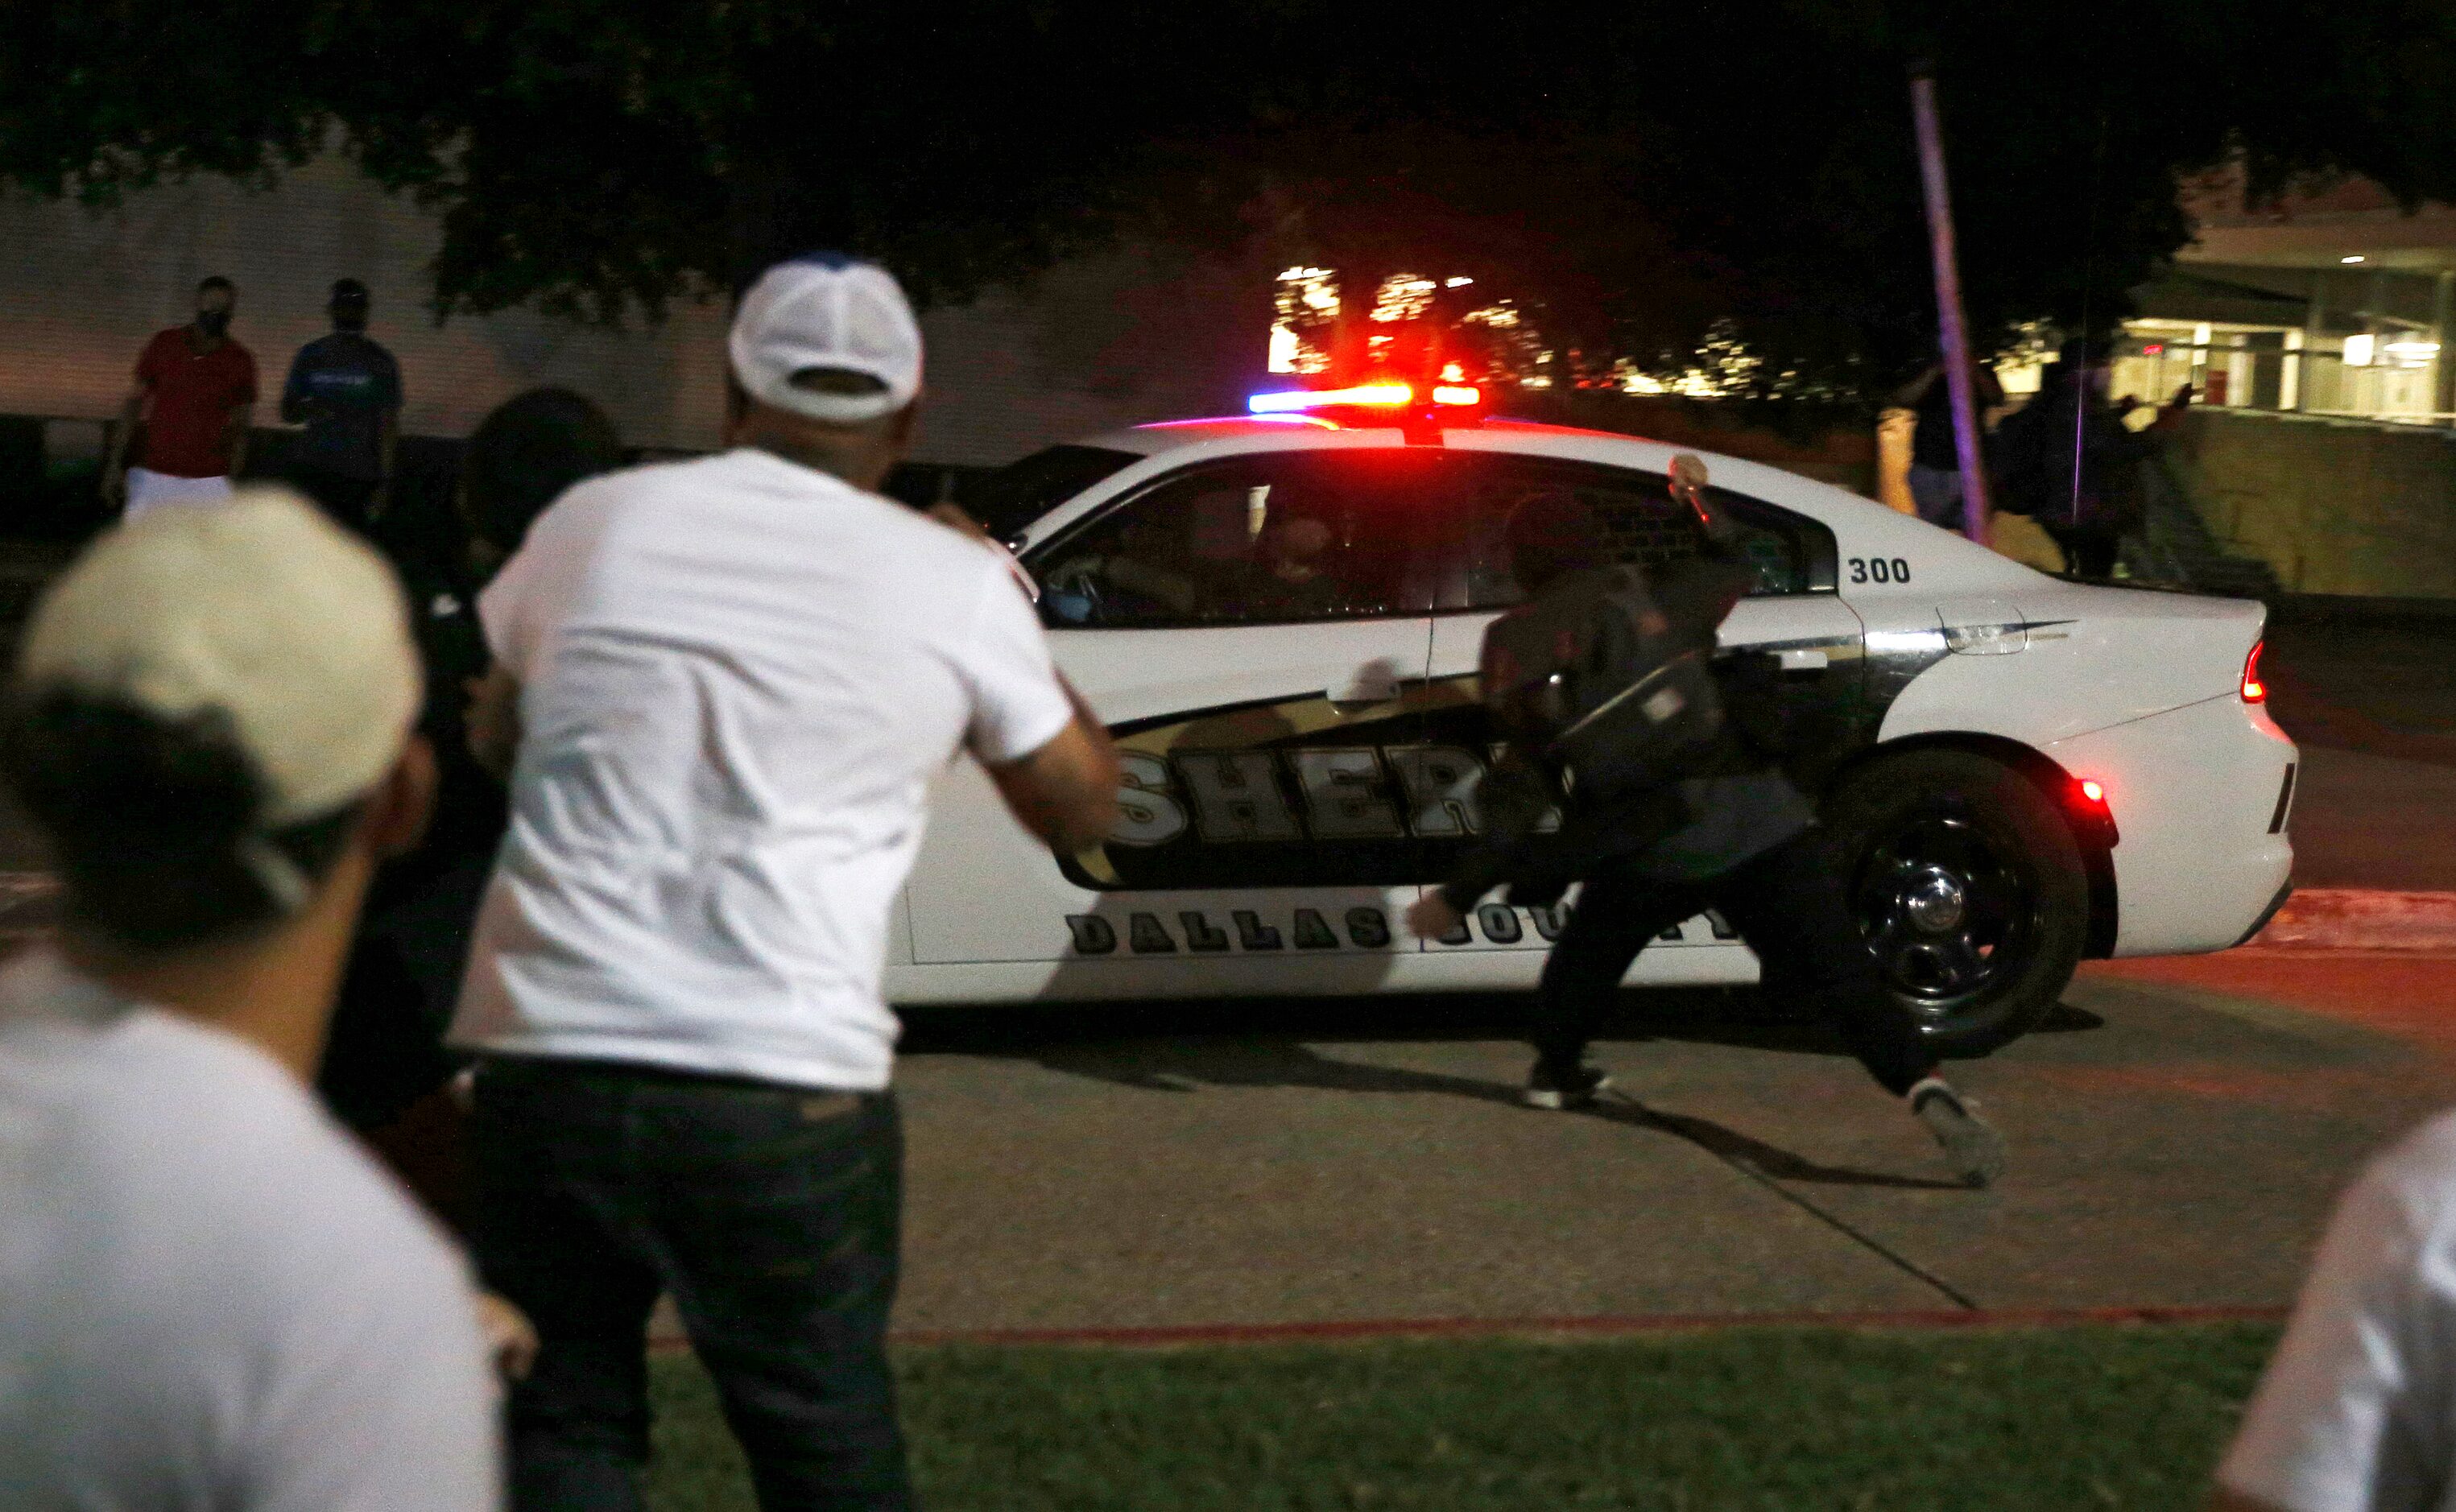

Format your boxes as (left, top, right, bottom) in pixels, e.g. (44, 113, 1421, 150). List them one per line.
(2078, 779, 2106, 804)
(2241, 640, 2267, 703)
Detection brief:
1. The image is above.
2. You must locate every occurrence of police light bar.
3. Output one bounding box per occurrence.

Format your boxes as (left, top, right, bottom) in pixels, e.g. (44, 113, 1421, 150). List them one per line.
(1247, 382, 1483, 414)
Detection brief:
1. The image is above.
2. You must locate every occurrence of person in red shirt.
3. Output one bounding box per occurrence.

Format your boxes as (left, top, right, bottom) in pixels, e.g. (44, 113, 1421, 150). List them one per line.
(102, 276, 259, 518)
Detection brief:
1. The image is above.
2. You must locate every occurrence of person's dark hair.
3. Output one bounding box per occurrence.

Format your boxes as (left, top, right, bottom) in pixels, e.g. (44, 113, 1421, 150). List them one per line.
(1505, 491, 1610, 592)
(0, 689, 361, 952)
(197, 275, 234, 296)
(330, 278, 369, 304)
(461, 388, 624, 555)
(329, 279, 370, 328)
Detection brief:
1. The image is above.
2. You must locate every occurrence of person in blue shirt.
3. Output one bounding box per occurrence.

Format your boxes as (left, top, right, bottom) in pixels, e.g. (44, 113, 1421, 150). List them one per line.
(282, 279, 402, 532)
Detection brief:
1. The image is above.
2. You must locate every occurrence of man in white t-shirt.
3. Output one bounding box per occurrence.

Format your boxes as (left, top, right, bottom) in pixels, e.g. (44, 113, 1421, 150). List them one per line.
(0, 490, 501, 1510)
(451, 254, 1118, 1509)
(2214, 1112, 2456, 1512)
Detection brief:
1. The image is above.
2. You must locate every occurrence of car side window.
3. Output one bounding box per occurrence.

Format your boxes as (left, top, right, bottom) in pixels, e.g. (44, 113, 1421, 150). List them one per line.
(1431, 455, 1830, 610)
(1031, 452, 1436, 628)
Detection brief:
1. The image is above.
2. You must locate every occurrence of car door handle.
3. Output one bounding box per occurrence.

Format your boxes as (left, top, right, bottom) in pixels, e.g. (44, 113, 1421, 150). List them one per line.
(1776, 648, 1829, 675)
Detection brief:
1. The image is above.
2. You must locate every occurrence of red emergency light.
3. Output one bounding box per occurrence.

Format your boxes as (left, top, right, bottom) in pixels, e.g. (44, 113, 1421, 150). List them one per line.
(2067, 773, 2119, 845)
(1247, 382, 1483, 414)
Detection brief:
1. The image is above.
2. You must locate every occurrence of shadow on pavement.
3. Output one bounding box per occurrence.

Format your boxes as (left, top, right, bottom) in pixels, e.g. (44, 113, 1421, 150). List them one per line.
(906, 986, 2025, 1192)
(902, 986, 2111, 1062)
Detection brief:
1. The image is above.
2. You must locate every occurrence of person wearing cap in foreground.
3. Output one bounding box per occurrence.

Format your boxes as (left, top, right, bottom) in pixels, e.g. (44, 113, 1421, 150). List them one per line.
(0, 490, 502, 1509)
(452, 254, 1119, 1509)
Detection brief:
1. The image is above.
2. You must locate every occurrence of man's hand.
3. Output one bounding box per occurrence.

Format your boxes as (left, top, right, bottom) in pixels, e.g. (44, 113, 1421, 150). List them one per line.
(1668, 452, 1736, 545)
(1407, 893, 1465, 940)
(473, 1291, 540, 1383)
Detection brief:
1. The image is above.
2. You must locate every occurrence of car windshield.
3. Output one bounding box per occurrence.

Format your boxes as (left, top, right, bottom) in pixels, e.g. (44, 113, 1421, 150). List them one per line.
(970, 444, 1142, 541)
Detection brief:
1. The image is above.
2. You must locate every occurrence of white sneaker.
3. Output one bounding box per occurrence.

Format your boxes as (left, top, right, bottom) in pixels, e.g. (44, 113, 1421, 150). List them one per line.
(1525, 1063, 1612, 1111)
(1910, 1077, 2005, 1188)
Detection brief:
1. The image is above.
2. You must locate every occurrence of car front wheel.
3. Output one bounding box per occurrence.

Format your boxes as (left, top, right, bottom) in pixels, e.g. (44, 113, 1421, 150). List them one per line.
(1823, 749, 2090, 1058)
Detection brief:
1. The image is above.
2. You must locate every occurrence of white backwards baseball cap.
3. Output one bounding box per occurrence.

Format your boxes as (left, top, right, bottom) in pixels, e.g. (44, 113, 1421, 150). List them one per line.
(18, 487, 420, 828)
(728, 253, 924, 423)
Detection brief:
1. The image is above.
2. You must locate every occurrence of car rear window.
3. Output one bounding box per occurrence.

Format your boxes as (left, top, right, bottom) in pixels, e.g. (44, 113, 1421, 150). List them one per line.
(970, 444, 1142, 541)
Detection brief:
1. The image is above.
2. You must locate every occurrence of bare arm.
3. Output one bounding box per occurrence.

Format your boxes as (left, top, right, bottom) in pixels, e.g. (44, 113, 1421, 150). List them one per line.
(982, 678, 1119, 854)
(465, 664, 522, 782)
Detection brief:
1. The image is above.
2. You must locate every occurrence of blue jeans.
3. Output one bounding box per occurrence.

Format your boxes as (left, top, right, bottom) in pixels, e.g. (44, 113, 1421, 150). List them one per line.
(472, 1057, 912, 1511)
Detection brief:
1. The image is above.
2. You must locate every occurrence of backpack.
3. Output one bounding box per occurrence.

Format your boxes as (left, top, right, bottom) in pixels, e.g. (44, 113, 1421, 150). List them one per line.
(1479, 564, 1725, 814)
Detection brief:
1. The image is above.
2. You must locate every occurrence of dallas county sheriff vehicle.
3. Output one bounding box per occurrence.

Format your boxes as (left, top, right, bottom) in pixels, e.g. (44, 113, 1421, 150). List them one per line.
(887, 383, 2297, 1056)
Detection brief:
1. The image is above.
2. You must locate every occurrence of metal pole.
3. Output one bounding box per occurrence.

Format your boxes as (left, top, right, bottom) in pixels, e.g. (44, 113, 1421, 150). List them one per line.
(1908, 68, 1991, 543)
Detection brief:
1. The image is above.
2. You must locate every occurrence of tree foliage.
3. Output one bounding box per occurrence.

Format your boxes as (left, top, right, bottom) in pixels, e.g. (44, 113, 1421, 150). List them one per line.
(6, 1, 2453, 399)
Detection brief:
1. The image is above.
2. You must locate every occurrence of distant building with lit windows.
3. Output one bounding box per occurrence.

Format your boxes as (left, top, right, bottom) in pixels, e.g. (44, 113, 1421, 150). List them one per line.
(2115, 168, 2456, 427)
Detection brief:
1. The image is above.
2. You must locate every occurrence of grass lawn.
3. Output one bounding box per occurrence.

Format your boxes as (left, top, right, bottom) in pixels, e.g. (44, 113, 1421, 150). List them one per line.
(643, 1321, 2278, 1510)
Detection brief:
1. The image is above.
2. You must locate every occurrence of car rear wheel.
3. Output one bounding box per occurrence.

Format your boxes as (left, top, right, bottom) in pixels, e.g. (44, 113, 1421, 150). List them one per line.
(1823, 749, 2089, 1058)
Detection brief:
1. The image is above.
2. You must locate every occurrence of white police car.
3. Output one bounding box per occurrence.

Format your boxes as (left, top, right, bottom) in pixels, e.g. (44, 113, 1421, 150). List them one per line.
(887, 384, 2297, 1055)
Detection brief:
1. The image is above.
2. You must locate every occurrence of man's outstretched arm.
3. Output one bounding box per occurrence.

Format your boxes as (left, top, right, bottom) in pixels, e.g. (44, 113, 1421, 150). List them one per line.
(983, 678, 1118, 855)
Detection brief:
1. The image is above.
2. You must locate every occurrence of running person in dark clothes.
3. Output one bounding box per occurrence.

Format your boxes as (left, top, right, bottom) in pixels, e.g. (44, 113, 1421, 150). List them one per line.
(1994, 335, 2190, 578)
(282, 279, 402, 534)
(319, 390, 624, 1181)
(1408, 474, 2006, 1186)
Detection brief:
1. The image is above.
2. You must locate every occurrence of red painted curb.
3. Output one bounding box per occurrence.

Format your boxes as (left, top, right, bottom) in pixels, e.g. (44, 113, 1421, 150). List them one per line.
(2255, 889, 2456, 952)
(648, 1305, 2287, 1353)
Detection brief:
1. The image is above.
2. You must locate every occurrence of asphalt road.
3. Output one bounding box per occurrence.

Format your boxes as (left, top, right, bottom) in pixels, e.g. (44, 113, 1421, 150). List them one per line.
(2265, 617, 2456, 891)
(883, 950, 2456, 1335)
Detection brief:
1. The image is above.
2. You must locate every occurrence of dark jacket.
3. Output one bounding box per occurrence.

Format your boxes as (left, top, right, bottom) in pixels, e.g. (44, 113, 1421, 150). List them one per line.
(1438, 538, 1780, 911)
(1995, 373, 2160, 531)
(316, 560, 504, 1130)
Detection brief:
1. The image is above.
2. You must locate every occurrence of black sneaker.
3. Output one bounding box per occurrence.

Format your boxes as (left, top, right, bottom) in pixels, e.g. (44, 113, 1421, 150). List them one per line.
(1910, 1077, 2006, 1188)
(1525, 1062, 1611, 1111)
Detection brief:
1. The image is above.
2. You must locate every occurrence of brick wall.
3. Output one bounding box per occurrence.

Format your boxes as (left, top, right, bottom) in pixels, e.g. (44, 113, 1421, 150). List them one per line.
(2174, 410, 2456, 598)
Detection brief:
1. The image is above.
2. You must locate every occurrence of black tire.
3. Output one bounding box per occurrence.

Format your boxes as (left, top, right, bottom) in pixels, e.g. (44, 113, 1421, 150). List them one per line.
(1823, 749, 2089, 1058)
